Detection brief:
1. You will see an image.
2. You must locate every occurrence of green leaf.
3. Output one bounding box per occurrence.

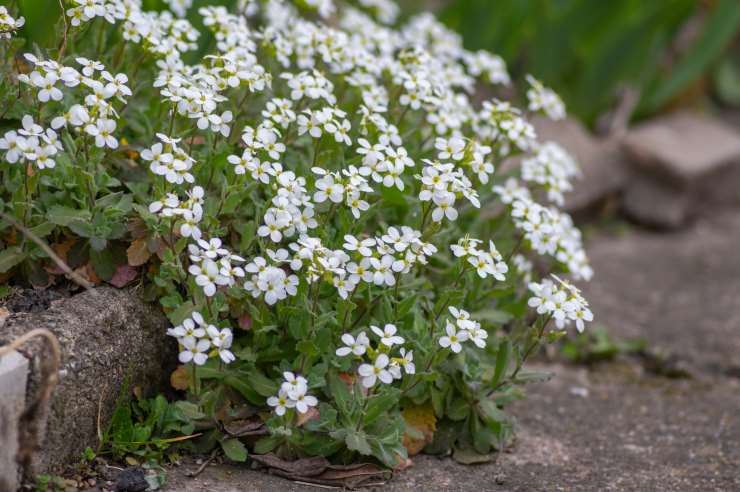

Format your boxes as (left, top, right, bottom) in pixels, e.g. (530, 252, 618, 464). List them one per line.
(345, 429, 372, 456)
(512, 370, 554, 384)
(296, 340, 319, 357)
(172, 401, 205, 421)
(253, 435, 281, 454)
(472, 308, 513, 325)
(46, 205, 92, 226)
(363, 388, 400, 426)
(491, 339, 510, 388)
(90, 248, 116, 281)
(0, 246, 26, 273)
(396, 294, 417, 318)
(224, 375, 263, 405)
(247, 370, 279, 397)
(328, 372, 353, 417)
(29, 222, 56, 238)
(452, 446, 494, 465)
(447, 398, 470, 421)
(220, 438, 248, 462)
(477, 399, 507, 423)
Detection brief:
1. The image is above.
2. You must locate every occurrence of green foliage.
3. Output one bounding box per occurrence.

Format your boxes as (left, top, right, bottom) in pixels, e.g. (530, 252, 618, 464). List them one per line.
(560, 325, 646, 364)
(102, 394, 198, 462)
(0, 0, 595, 472)
(439, 0, 740, 124)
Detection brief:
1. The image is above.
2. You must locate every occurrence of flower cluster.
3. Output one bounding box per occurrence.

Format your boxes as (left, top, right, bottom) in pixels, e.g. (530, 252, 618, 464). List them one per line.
(337, 324, 415, 388)
(522, 142, 580, 206)
(268, 372, 319, 415)
(0, 6, 24, 38)
(451, 237, 508, 281)
(167, 311, 235, 365)
(0, 116, 61, 170)
(528, 276, 593, 332)
(526, 75, 566, 121)
(438, 307, 488, 353)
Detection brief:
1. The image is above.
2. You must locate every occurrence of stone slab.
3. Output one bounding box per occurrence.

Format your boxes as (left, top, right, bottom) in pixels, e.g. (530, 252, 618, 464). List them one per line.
(580, 210, 740, 375)
(623, 111, 740, 182)
(532, 116, 628, 214)
(0, 287, 175, 476)
(0, 350, 29, 492)
(161, 361, 740, 492)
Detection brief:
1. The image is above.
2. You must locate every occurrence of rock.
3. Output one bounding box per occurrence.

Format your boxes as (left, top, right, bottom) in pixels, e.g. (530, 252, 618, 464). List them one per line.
(622, 111, 740, 227)
(114, 467, 149, 492)
(0, 350, 29, 492)
(532, 116, 628, 215)
(0, 287, 174, 476)
(580, 210, 740, 375)
(622, 174, 690, 229)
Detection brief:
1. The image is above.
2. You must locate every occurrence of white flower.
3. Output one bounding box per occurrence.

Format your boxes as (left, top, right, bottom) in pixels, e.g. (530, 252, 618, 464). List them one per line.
(178, 337, 211, 365)
(267, 390, 293, 416)
(358, 354, 393, 388)
(281, 371, 308, 399)
(439, 321, 469, 353)
(398, 348, 415, 375)
(188, 259, 230, 296)
(370, 323, 404, 347)
(291, 387, 319, 414)
(85, 118, 118, 149)
(336, 331, 370, 357)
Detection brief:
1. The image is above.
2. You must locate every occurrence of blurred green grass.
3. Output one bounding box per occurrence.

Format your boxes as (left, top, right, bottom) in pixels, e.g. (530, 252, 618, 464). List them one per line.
(435, 0, 740, 124)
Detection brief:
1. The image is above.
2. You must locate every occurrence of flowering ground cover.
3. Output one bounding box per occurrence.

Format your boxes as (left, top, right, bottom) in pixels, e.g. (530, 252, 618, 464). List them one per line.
(0, 0, 594, 473)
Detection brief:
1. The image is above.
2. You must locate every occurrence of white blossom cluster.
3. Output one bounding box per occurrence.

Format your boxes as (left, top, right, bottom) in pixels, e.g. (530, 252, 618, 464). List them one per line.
(527, 275, 593, 332)
(1, 0, 594, 390)
(526, 75, 566, 121)
(336, 324, 415, 388)
(521, 141, 580, 206)
(438, 307, 488, 353)
(167, 311, 235, 365)
(267, 372, 319, 415)
(0, 116, 61, 170)
(0, 6, 24, 38)
(451, 237, 508, 281)
(494, 178, 592, 281)
(0, 55, 131, 170)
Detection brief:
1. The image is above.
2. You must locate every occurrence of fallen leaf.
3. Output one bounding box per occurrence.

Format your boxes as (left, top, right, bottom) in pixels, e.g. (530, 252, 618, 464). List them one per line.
(249, 453, 390, 488)
(237, 314, 252, 330)
(127, 218, 149, 240)
(402, 404, 437, 455)
(126, 238, 151, 266)
(109, 264, 138, 288)
(393, 456, 413, 471)
(170, 366, 189, 391)
(222, 417, 267, 438)
(74, 263, 101, 285)
(0, 307, 10, 328)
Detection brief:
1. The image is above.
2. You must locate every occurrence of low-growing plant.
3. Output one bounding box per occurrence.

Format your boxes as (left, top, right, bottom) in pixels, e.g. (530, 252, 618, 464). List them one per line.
(0, 0, 594, 469)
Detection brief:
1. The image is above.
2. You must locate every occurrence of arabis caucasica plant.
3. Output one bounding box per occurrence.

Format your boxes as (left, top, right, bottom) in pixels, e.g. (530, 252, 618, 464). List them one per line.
(0, 0, 592, 466)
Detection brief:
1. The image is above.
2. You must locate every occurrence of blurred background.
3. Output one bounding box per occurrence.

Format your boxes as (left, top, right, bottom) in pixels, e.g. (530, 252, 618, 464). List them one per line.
(405, 0, 740, 128)
(19, 0, 740, 128)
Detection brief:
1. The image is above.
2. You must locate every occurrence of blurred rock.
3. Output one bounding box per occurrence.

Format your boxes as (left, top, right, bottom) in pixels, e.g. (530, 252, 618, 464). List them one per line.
(622, 111, 740, 228)
(532, 116, 628, 215)
(0, 287, 174, 476)
(0, 350, 28, 492)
